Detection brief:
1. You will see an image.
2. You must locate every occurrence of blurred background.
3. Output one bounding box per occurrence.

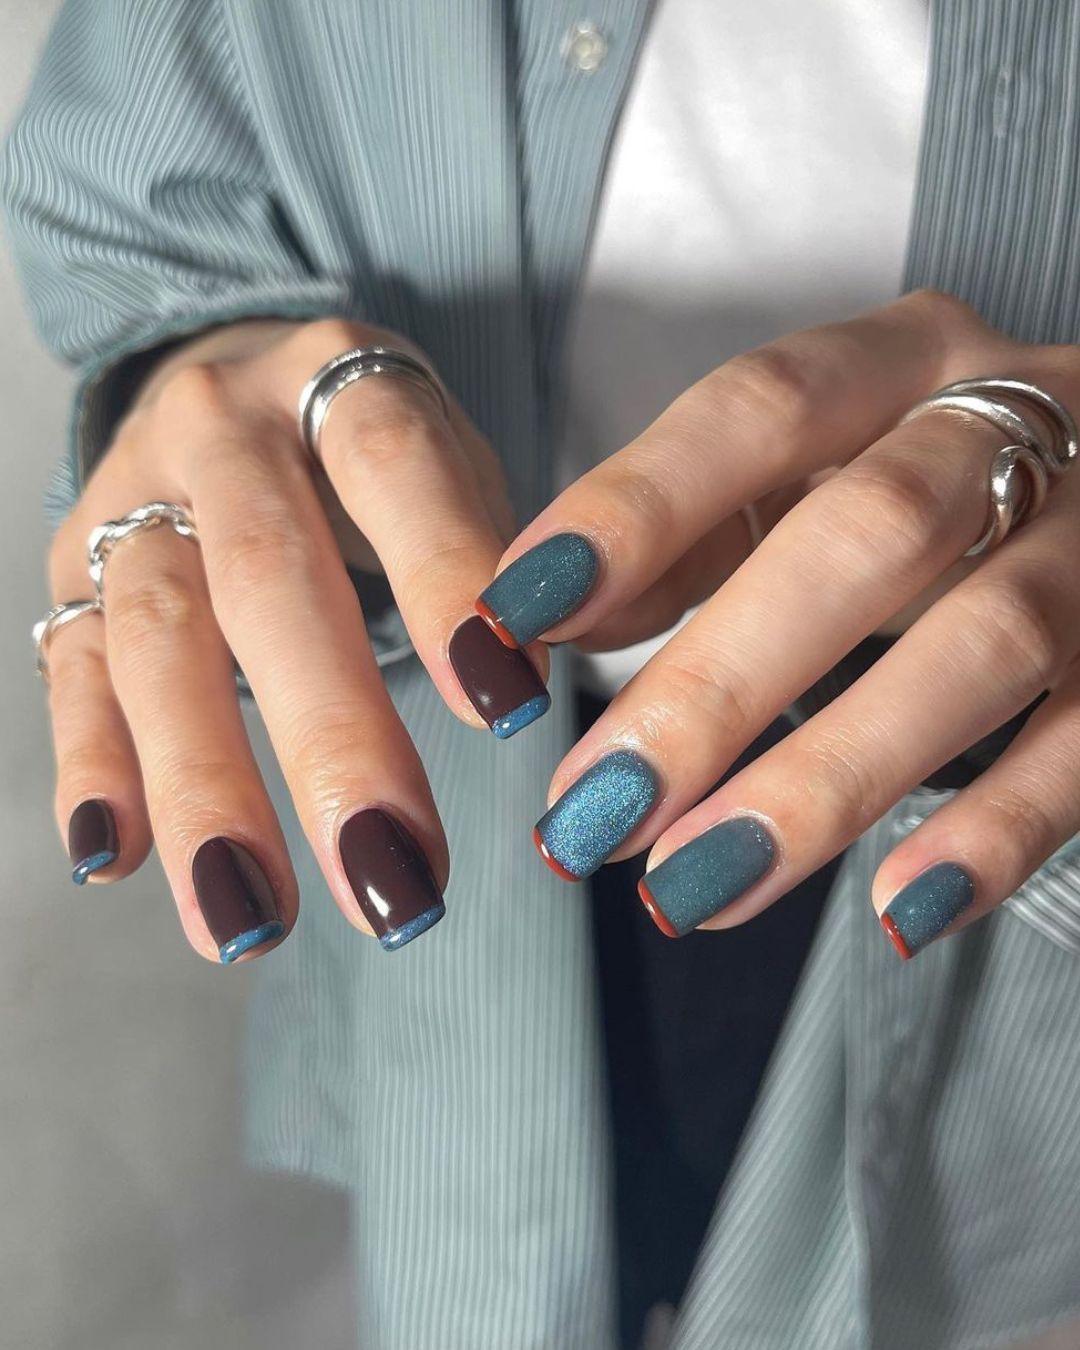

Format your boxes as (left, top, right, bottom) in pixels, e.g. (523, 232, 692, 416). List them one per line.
(0, 6, 356, 1346)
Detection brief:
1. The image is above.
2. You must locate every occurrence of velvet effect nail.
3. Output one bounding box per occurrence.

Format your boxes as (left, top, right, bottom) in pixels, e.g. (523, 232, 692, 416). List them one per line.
(477, 532, 600, 647)
(638, 817, 776, 937)
(534, 749, 659, 881)
(68, 798, 119, 885)
(191, 838, 285, 964)
(339, 808, 446, 951)
(880, 862, 975, 960)
(448, 616, 551, 738)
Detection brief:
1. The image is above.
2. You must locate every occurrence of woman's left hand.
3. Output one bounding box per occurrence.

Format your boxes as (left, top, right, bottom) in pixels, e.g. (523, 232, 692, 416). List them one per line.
(475, 288, 1080, 958)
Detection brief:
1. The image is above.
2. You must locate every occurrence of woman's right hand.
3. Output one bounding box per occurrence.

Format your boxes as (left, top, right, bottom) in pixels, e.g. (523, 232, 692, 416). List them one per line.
(44, 316, 549, 961)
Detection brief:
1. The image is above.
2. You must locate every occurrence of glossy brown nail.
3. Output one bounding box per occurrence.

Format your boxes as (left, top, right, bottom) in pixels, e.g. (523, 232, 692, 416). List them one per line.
(338, 808, 446, 950)
(191, 837, 285, 964)
(68, 798, 119, 885)
(448, 615, 550, 738)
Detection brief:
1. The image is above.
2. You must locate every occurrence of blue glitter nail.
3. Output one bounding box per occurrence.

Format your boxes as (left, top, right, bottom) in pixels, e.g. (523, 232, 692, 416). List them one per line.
(218, 920, 286, 964)
(492, 693, 552, 739)
(882, 863, 975, 958)
(379, 901, 446, 951)
(639, 817, 776, 937)
(535, 749, 659, 880)
(72, 849, 119, 886)
(478, 533, 600, 646)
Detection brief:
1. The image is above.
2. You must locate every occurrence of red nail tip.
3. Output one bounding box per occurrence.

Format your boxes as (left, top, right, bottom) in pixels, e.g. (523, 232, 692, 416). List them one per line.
(475, 598, 519, 649)
(880, 912, 912, 961)
(637, 879, 679, 938)
(532, 826, 580, 883)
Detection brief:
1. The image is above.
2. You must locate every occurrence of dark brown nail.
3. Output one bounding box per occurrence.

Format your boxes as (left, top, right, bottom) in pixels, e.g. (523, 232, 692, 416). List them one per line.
(338, 809, 445, 951)
(68, 799, 119, 885)
(191, 838, 284, 964)
(448, 615, 550, 739)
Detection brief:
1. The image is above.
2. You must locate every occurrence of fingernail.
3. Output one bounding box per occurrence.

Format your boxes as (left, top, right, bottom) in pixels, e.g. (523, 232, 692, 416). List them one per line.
(191, 838, 285, 964)
(68, 798, 119, 885)
(338, 808, 446, 951)
(637, 817, 776, 938)
(448, 616, 551, 738)
(477, 532, 600, 647)
(534, 749, 658, 881)
(880, 862, 975, 960)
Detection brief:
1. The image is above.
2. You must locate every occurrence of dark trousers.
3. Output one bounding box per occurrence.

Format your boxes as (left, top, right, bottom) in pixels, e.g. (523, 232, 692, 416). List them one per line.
(581, 693, 838, 1349)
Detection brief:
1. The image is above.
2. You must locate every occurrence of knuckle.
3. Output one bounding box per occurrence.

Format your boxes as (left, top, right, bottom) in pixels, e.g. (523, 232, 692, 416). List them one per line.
(722, 343, 819, 435)
(214, 509, 318, 598)
(49, 639, 109, 693)
(902, 287, 984, 335)
(285, 711, 372, 805)
(107, 569, 202, 650)
(984, 782, 1058, 863)
(593, 463, 677, 542)
(154, 362, 229, 424)
(793, 733, 881, 831)
(301, 316, 367, 356)
(824, 455, 947, 562)
(950, 577, 1062, 701)
(643, 646, 759, 750)
(331, 399, 446, 478)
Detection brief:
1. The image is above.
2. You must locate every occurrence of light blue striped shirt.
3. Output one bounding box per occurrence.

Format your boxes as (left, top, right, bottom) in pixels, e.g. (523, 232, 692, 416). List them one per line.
(4, 3, 1080, 1346)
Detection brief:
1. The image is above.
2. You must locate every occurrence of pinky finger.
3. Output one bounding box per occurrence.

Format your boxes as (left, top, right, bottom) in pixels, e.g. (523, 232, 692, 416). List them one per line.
(46, 614, 152, 885)
(873, 666, 1080, 959)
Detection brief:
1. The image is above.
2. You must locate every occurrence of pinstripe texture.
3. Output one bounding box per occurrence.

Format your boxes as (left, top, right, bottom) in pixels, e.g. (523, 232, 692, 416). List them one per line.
(5, 2, 1080, 1346)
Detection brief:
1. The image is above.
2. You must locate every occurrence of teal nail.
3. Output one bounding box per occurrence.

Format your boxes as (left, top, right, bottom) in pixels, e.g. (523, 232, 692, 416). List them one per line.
(881, 862, 975, 958)
(638, 817, 776, 937)
(477, 533, 600, 646)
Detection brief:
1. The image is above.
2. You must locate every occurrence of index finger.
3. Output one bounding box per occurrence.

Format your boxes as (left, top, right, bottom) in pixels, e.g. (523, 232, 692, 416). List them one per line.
(475, 290, 999, 648)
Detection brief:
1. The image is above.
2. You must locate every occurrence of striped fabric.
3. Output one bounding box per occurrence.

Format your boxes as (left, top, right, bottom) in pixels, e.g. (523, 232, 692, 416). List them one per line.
(4, 2, 1080, 1346)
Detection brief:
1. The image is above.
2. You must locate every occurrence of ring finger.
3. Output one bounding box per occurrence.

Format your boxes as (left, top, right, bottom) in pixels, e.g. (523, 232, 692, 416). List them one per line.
(637, 474, 1080, 939)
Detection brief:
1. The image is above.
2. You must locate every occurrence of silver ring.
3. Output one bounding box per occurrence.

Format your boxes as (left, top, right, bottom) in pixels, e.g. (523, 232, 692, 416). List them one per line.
(87, 501, 198, 596)
(899, 377, 1077, 555)
(32, 600, 102, 682)
(297, 346, 450, 459)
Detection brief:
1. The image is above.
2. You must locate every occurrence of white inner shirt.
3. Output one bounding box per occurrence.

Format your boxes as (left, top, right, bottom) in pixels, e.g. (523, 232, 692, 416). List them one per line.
(557, 0, 931, 694)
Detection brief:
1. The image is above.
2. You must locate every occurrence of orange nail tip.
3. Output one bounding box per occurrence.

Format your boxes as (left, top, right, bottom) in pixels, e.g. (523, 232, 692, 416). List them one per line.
(637, 879, 679, 938)
(532, 826, 580, 883)
(880, 912, 912, 961)
(475, 599, 519, 649)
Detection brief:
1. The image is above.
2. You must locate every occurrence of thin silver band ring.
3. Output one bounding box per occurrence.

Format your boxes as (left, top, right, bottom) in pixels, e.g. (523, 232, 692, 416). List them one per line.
(32, 600, 103, 682)
(297, 346, 450, 460)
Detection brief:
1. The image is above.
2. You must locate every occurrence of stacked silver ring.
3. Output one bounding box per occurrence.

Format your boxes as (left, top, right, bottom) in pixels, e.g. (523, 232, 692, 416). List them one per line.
(899, 377, 1078, 555)
(33, 501, 198, 683)
(297, 345, 450, 459)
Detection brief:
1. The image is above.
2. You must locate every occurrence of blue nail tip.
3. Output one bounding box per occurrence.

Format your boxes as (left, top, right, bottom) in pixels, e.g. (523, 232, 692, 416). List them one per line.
(882, 862, 975, 957)
(492, 693, 552, 739)
(71, 850, 118, 885)
(379, 901, 446, 951)
(535, 749, 659, 880)
(479, 533, 600, 646)
(639, 817, 776, 936)
(218, 920, 286, 964)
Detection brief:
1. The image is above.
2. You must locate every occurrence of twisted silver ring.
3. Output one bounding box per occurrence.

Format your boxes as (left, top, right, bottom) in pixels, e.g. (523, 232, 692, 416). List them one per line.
(899, 377, 1077, 555)
(87, 501, 198, 597)
(297, 346, 450, 459)
(32, 600, 102, 682)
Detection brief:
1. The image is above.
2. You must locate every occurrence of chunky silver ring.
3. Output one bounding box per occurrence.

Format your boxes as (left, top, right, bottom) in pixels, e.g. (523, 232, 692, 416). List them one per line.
(32, 600, 103, 682)
(87, 501, 198, 597)
(297, 346, 450, 459)
(899, 376, 1077, 555)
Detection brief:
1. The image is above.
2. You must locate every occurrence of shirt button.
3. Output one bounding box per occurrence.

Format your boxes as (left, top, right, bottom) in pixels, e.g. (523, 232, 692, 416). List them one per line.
(563, 21, 608, 72)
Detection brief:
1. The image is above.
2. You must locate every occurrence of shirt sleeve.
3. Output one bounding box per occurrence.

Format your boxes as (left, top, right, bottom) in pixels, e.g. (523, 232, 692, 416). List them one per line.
(0, 0, 360, 528)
